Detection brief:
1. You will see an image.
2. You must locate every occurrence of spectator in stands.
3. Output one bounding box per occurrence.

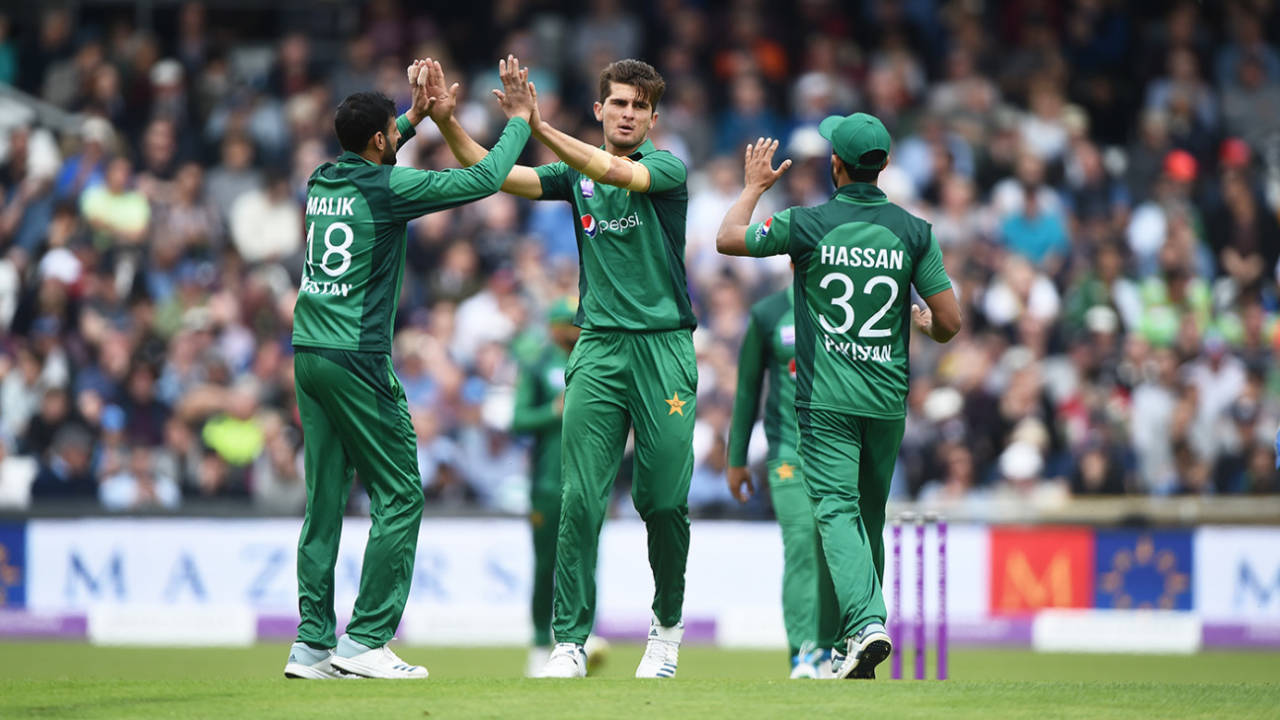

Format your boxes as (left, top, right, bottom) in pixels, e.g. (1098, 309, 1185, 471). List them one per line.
(0, 432, 37, 509)
(80, 156, 149, 251)
(149, 163, 221, 299)
(205, 133, 260, 222)
(1208, 167, 1280, 300)
(715, 73, 785, 156)
(2, 2, 1278, 515)
(1069, 439, 1128, 496)
(1215, 7, 1280, 88)
(100, 446, 181, 511)
(30, 425, 95, 501)
(1, 124, 58, 253)
(55, 117, 112, 201)
(250, 420, 306, 514)
(228, 169, 301, 267)
(1220, 52, 1280, 152)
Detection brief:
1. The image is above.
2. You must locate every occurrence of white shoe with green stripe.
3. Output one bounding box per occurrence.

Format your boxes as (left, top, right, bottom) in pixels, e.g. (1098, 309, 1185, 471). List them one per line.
(329, 634, 429, 679)
(635, 617, 682, 678)
(539, 643, 587, 678)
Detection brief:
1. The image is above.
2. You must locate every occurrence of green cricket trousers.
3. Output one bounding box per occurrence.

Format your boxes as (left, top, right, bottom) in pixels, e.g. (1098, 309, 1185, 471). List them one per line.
(768, 457, 840, 655)
(796, 407, 904, 641)
(293, 347, 423, 649)
(530, 485, 560, 648)
(552, 328, 697, 644)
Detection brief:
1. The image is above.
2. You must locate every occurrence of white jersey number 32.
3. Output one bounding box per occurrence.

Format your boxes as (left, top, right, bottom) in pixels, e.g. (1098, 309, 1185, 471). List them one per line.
(818, 272, 899, 338)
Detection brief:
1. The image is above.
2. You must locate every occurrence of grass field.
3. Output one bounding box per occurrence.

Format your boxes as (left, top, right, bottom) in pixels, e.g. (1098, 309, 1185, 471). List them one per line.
(2, 643, 1277, 719)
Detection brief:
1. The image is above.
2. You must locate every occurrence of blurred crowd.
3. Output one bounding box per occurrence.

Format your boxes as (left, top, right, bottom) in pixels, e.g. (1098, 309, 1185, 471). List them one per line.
(0, 0, 1278, 517)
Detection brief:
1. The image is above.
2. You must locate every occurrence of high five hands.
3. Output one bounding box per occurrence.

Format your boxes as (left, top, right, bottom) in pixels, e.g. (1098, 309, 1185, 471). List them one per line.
(407, 55, 536, 124)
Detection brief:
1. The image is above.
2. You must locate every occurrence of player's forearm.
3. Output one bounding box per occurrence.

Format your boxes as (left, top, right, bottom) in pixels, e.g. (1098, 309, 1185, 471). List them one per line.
(727, 398, 760, 467)
(925, 321, 960, 343)
(727, 337, 765, 466)
(446, 116, 532, 197)
(716, 188, 763, 256)
(439, 115, 543, 198)
(437, 115, 489, 167)
(533, 120, 647, 190)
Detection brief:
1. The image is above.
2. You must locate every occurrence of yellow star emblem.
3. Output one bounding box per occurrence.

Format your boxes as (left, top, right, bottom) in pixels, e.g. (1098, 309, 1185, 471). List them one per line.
(665, 391, 686, 416)
(777, 463, 795, 481)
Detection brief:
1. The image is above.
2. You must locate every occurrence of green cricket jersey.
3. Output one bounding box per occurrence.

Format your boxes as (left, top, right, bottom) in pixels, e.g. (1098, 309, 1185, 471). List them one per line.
(510, 343, 569, 494)
(728, 286, 799, 466)
(535, 138, 695, 331)
(292, 115, 531, 353)
(746, 182, 951, 419)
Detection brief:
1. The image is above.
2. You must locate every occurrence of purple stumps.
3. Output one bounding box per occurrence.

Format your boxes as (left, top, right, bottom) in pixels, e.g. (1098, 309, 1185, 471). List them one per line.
(891, 518, 903, 680)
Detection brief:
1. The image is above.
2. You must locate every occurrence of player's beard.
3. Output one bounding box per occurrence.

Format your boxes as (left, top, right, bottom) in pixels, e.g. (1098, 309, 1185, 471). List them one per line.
(609, 131, 644, 154)
(382, 141, 398, 166)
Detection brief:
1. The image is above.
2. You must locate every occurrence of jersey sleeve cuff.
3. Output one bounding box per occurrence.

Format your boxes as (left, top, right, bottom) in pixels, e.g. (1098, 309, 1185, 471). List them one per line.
(916, 278, 953, 298)
(396, 113, 416, 143)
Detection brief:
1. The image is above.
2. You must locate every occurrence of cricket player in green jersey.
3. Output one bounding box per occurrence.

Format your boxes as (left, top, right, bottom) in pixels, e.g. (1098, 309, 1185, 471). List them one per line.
(717, 116, 962, 680)
(511, 297, 579, 676)
(283, 60, 536, 680)
(423, 56, 695, 678)
(727, 283, 840, 679)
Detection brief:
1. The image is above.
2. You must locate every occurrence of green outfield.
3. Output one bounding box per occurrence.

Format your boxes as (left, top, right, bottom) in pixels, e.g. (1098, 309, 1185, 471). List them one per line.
(1, 643, 1276, 719)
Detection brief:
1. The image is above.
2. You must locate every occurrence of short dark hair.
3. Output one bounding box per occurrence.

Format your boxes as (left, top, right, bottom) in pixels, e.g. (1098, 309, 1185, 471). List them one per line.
(334, 92, 396, 153)
(850, 150, 888, 182)
(598, 59, 666, 108)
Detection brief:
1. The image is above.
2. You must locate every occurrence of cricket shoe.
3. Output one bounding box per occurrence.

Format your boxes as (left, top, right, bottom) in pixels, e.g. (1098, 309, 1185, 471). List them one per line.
(789, 642, 820, 679)
(832, 622, 892, 679)
(330, 634, 429, 679)
(635, 616, 682, 678)
(539, 642, 587, 678)
(283, 642, 357, 679)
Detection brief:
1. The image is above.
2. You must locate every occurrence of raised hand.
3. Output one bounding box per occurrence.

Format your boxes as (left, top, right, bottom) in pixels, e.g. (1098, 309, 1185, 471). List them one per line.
(744, 137, 792, 193)
(421, 58, 460, 124)
(527, 79, 543, 133)
(491, 54, 535, 121)
(405, 59, 436, 125)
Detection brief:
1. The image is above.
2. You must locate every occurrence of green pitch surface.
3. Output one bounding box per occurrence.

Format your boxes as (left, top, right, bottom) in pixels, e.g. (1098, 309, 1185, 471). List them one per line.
(2, 643, 1277, 719)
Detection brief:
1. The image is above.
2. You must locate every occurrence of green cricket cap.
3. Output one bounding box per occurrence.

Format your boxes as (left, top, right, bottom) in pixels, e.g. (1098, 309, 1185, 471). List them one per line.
(818, 112, 892, 169)
(548, 296, 578, 324)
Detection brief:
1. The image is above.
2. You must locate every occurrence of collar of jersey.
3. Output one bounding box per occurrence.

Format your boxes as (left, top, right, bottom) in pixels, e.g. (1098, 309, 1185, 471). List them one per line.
(602, 138, 657, 160)
(834, 182, 888, 205)
(337, 151, 376, 166)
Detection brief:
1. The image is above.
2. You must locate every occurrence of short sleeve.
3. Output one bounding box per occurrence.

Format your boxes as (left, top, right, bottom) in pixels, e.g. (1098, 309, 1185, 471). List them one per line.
(912, 232, 953, 298)
(637, 151, 687, 194)
(745, 208, 793, 258)
(535, 162, 574, 201)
